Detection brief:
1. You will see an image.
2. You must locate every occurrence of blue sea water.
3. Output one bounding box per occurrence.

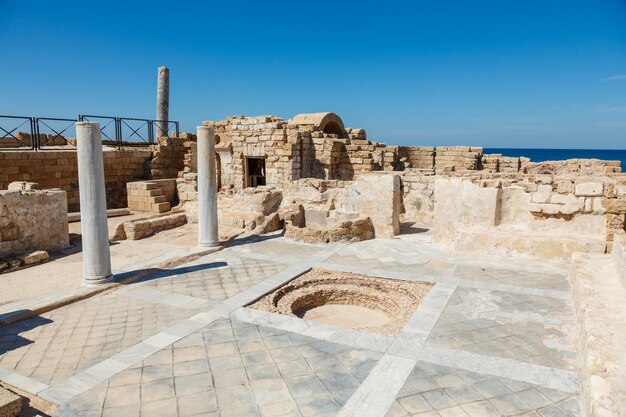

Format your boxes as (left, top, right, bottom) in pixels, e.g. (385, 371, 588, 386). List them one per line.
(484, 148, 626, 169)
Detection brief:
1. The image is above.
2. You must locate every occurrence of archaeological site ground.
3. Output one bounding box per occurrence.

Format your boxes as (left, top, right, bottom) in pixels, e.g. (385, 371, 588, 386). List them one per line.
(1, 83, 625, 416)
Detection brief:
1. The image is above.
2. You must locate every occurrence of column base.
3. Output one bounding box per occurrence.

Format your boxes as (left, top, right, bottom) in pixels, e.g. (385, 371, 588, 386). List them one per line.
(81, 274, 114, 287)
(198, 240, 220, 248)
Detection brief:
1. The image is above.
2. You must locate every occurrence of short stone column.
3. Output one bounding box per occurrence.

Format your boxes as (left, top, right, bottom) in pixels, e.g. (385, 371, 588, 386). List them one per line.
(76, 122, 113, 285)
(197, 125, 219, 247)
(156, 66, 169, 138)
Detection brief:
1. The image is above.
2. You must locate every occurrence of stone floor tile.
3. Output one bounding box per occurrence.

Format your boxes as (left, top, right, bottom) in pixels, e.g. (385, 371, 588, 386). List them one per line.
(177, 391, 218, 416)
(140, 397, 177, 417)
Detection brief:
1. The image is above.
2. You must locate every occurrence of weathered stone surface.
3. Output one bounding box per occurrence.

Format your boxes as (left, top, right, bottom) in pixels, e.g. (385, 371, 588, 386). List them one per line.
(0, 188, 69, 259)
(434, 178, 501, 237)
(339, 174, 402, 238)
(123, 213, 187, 240)
(576, 182, 604, 197)
(571, 251, 626, 417)
(284, 217, 374, 244)
(277, 203, 305, 228)
(21, 250, 49, 265)
(109, 222, 127, 241)
(7, 181, 39, 191)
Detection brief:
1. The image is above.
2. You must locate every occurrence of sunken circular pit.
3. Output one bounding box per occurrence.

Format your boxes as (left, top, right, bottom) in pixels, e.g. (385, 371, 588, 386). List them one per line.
(248, 269, 433, 336)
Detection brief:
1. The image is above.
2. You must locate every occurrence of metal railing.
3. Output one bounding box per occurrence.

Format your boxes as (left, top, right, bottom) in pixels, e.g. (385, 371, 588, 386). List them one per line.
(35, 117, 78, 149)
(0, 115, 36, 149)
(0, 114, 180, 150)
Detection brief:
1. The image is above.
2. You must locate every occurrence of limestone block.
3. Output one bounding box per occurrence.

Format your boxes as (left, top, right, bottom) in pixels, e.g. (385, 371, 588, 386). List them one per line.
(536, 174, 553, 184)
(537, 184, 553, 193)
(278, 203, 305, 228)
(540, 203, 561, 215)
(531, 192, 551, 203)
(339, 174, 401, 238)
(123, 213, 187, 240)
(551, 193, 582, 215)
(433, 178, 501, 237)
(21, 250, 48, 265)
(7, 181, 39, 191)
(576, 182, 604, 197)
(603, 198, 626, 215)
(0, 188, 69, 259)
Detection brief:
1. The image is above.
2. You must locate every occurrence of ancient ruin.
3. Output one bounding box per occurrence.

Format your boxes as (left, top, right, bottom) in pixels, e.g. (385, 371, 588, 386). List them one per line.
(1, 108, 625, 417)
(249, 269, 433, 336)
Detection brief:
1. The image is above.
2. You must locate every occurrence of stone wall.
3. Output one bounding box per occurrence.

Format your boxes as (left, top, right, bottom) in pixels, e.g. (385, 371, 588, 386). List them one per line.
(0, 185, 69, 258)
(147, 138, 187, 179)
(482, 154, 523, 172)
(0, 148, 152, 212)
(202, 113, 394, 190)
(396, 146, 435, 170)
(428, 174, 626, 258)
(434, 146, 483, 173)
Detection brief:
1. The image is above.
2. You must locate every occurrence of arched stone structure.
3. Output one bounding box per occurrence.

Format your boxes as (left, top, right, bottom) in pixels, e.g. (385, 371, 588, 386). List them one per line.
(290, 112, 347, 137)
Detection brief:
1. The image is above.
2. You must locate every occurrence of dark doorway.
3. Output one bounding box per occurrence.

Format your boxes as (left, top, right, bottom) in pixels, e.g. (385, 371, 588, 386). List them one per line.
(246, 157, 266, 187)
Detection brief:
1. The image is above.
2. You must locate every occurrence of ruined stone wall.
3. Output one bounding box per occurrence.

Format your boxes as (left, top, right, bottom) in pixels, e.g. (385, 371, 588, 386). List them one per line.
(0, 186, 69, 258)
(396, 146, 435, 170)
(481, 154, 523, 172)
(200, 114, 392, 188)
(410, 171, 626, 258)
(434, 146, 483, 173)
(0, 149, 152, 212)
(523, 158, 622, 175)
(203, 116, 299, 189)
(148, 138, 187, 179)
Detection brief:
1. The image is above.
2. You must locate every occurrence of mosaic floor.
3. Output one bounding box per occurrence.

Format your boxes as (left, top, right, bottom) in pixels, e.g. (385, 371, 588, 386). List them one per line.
(0, 235, 580, 417)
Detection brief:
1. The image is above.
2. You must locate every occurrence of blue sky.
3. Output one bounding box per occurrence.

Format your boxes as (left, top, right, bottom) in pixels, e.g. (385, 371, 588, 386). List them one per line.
(1, 0, 625, 149)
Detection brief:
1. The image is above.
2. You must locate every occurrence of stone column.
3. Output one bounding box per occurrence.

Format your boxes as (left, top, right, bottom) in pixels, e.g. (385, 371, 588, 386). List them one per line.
(156, 66, 169, 139)
(197, 125, 219, 247)
(76, 122, 113, 285)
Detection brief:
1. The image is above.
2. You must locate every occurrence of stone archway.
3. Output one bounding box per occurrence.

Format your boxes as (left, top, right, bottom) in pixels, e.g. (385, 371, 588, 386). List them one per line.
(290, 112, 347, 138)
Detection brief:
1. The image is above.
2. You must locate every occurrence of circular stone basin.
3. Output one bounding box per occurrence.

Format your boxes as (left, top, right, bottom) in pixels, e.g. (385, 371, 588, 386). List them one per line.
(298, 304, 392, 329)
(248, 269, 433, 336)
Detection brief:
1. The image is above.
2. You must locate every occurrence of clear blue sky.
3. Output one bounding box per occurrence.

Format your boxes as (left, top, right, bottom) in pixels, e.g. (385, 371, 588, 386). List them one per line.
(1, 0, 625, 149)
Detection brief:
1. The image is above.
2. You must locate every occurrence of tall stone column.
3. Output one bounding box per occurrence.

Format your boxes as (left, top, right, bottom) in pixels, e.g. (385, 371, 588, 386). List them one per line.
(197, 125, 219, 247)
(156, 66, 169, 139)
(76, 122, 113, 285)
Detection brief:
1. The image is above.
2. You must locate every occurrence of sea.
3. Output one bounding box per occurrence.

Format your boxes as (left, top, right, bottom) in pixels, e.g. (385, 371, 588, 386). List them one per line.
(483, 148, 626, 169)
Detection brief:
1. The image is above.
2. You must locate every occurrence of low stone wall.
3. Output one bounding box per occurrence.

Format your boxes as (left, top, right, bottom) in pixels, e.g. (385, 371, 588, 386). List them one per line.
(427, 174, 626, 258)
(0, 185, 69, 259)
(570, 249, 626, 417)
(524, 158, 622, 175)
(0, 149, 152, 212)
